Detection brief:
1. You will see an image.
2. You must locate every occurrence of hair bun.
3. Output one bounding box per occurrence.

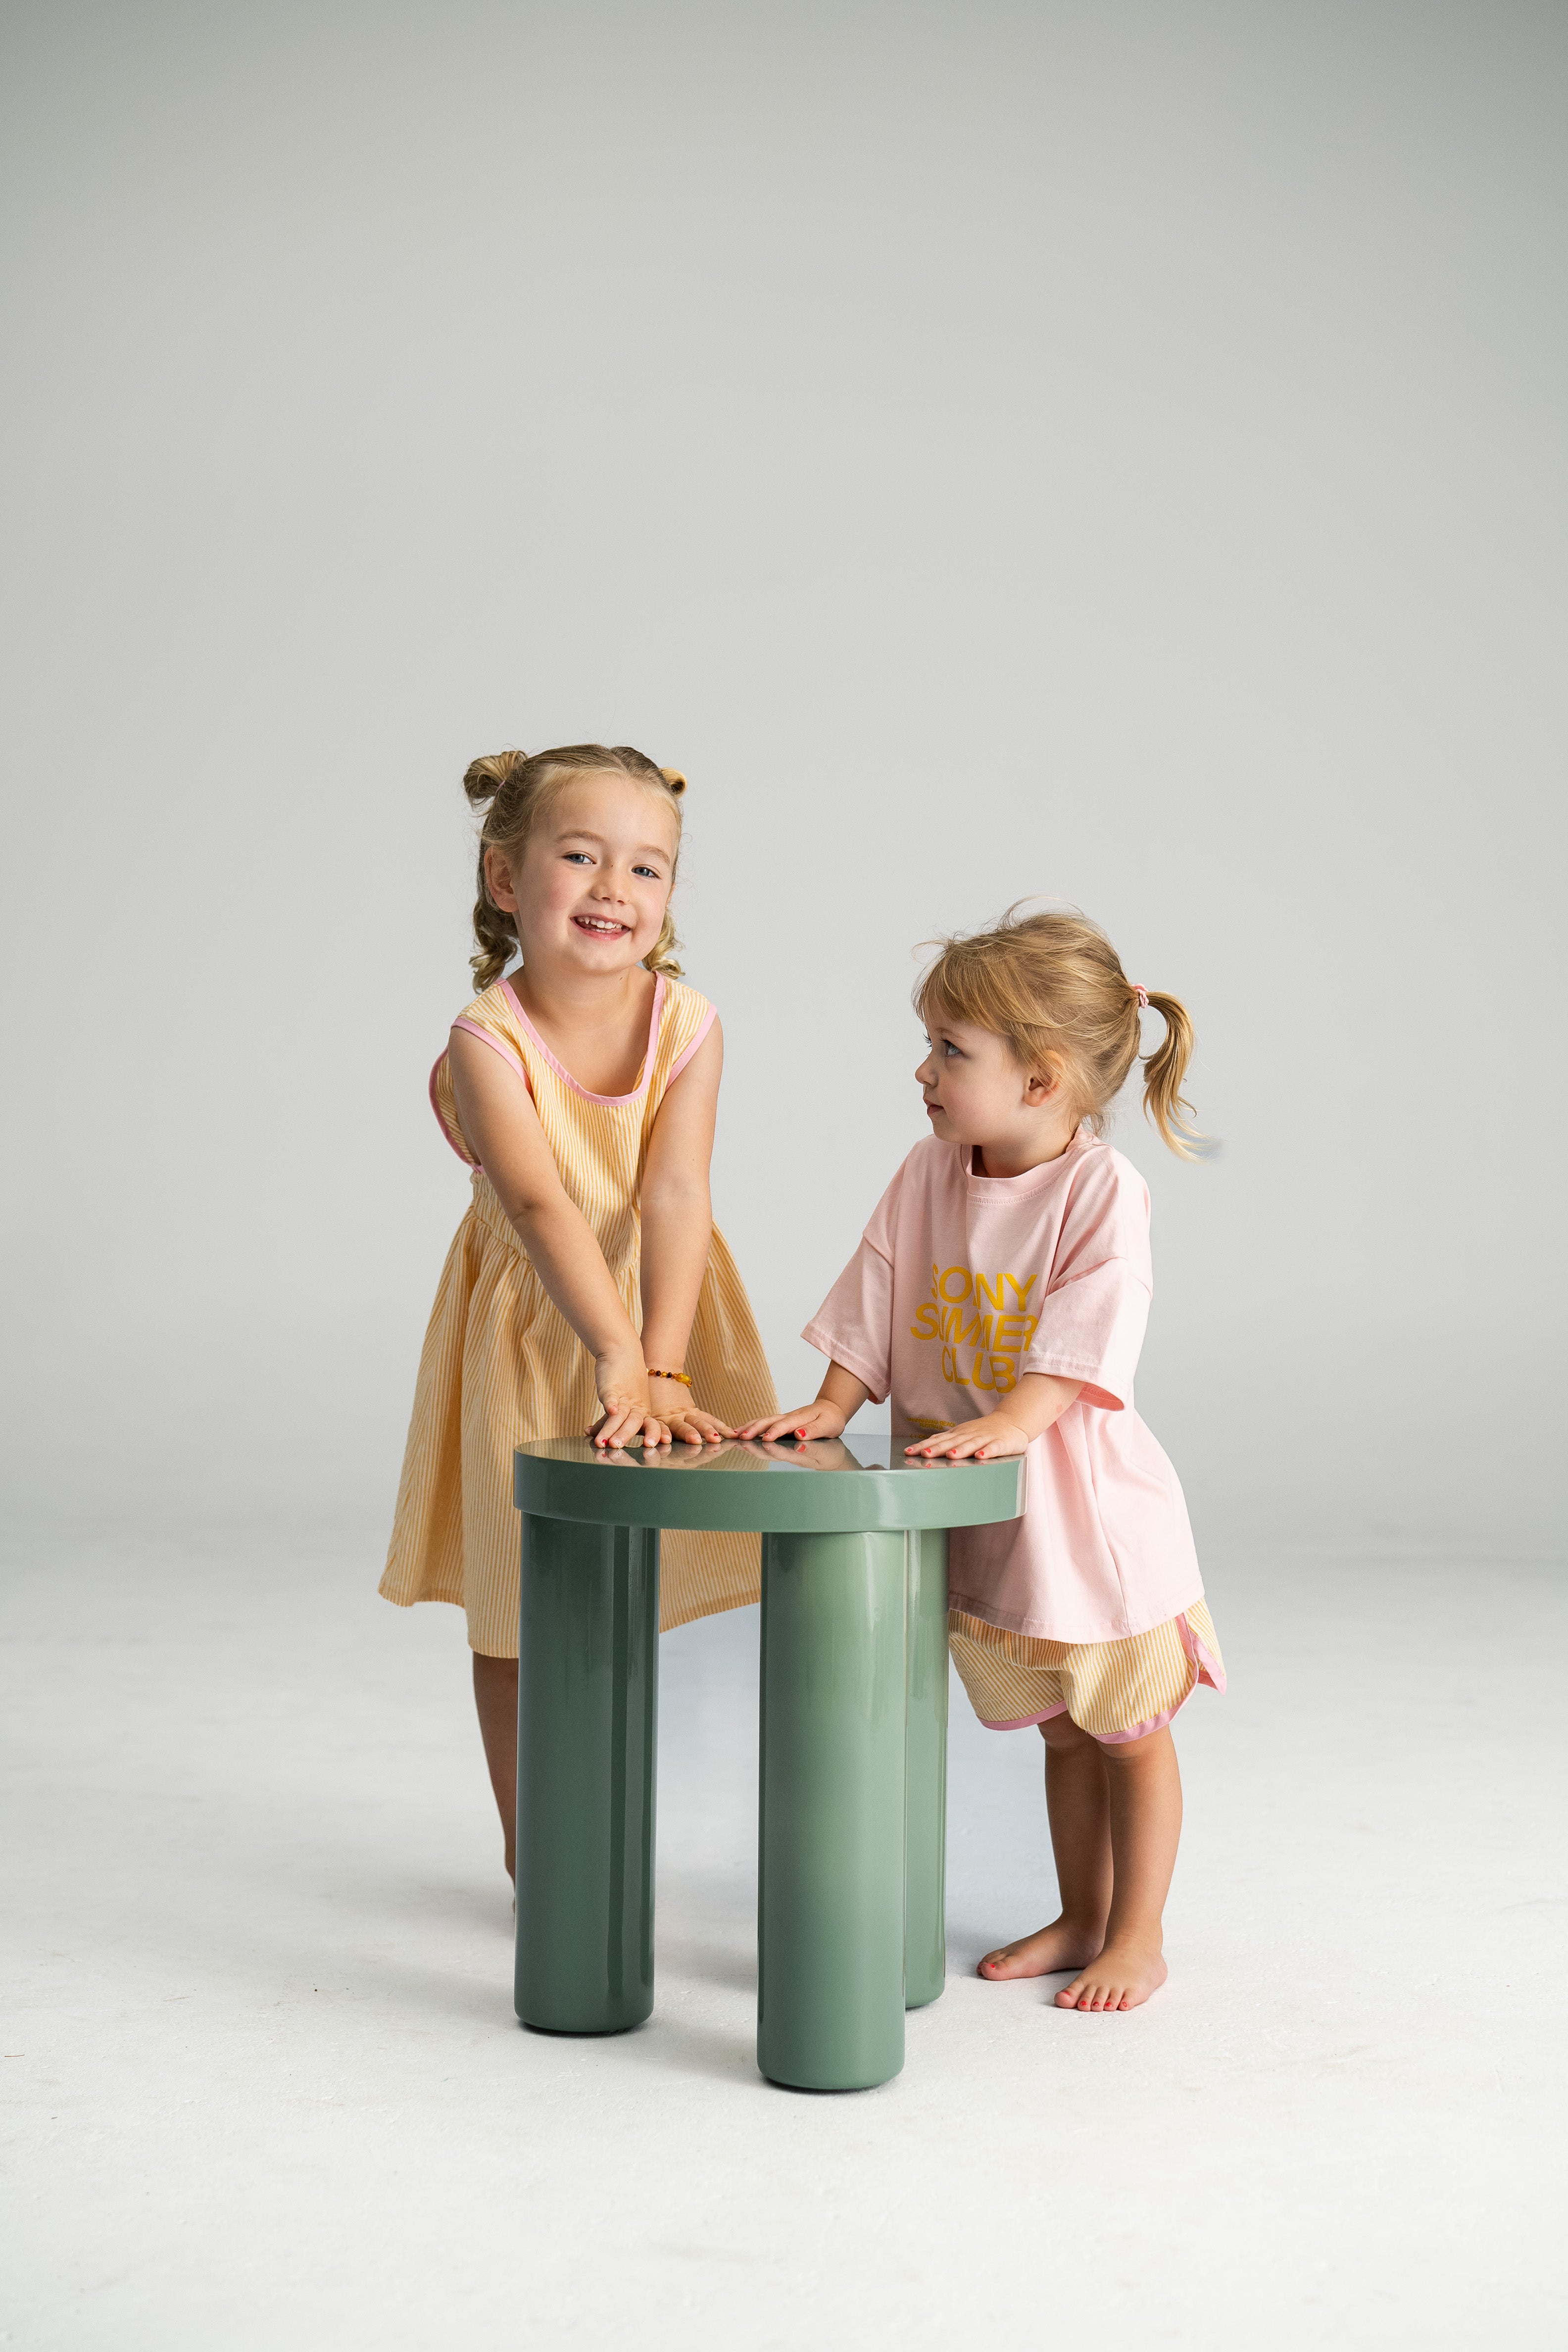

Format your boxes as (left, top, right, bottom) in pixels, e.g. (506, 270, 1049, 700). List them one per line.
(462, 748, 531, 807)
(659, 767, 687, 795)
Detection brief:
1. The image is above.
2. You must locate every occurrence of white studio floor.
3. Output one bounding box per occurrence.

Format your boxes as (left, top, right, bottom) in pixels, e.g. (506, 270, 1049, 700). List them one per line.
(2, 1528, 1563, 2350)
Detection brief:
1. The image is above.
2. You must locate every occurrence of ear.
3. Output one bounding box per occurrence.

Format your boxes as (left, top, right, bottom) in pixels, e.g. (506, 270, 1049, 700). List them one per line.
(483, 844, 520, 914)
(1022, 1055, 1065, 1108)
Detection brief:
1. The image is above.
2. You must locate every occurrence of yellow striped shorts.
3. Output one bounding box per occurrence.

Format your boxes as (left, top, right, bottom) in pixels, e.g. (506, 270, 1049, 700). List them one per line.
(949, 1597, 1225, 1744)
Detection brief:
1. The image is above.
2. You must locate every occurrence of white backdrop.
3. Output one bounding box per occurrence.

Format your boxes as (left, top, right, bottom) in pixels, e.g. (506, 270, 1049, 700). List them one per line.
(1, 0, 1562, 1552)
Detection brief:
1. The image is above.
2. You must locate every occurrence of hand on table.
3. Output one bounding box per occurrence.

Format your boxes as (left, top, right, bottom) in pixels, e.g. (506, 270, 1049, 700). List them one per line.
(905, 1413, 1029, 1461)
(589, 1351, 670, 1449)
(737, 1400, 849, 1443)
(649, 1376, 734, 1447)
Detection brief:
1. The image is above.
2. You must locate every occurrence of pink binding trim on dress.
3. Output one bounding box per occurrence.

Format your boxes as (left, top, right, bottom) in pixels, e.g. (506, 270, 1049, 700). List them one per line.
(501, 974, 666, 1105)
(665, 1001, 717, 1086)
(451, 1015, 535, 1084)
(430, 1020, 538, 1169)
(428, 1051, 478, 1166)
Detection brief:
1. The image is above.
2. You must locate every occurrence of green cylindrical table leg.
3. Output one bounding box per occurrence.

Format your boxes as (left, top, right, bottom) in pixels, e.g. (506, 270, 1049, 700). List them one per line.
(757, 1528, 908, 2090)
(514, 1514, 658, 2034)
(904, 1527, 949, 2009)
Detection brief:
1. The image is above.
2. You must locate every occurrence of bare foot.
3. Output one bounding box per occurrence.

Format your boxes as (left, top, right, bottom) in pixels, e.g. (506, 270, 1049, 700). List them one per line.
(978, 1917, 1103, 1981)
(1055, 1937, 1167, 2012)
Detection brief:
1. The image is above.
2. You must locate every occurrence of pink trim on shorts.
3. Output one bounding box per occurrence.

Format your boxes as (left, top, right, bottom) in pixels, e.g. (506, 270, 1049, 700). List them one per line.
(1177, 1608, 1228, 1697)
(501, 974, 665, 1105)
(665, 1001, 717, 1087)
(1094, 1698, 1189, 1745)
(972, 1610, 1226, 1744)
(976, 1700, 1072, 1733)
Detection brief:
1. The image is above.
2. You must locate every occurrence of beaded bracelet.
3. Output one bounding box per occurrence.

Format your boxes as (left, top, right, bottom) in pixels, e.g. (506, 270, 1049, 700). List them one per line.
(645, 1368, 692, 1387)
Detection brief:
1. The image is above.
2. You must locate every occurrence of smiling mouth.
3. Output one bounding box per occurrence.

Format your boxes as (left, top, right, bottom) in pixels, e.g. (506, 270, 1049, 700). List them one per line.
(574, 915, 631, 936)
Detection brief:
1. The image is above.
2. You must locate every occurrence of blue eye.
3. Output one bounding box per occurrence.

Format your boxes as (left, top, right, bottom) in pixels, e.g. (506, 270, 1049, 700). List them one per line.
(564, 851, 593, 866)
(633, 864, 661, 880)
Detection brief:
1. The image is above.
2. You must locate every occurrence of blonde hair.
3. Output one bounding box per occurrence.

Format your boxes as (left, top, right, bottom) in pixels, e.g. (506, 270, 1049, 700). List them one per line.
(461, 743, 688, 992)
(915, 904, 1203, 1158)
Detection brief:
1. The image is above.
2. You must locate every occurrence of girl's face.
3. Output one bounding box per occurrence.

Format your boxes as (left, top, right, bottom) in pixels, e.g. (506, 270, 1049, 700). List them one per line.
(486, 774, 679, 979)
(916, 1011, 1077, 1173)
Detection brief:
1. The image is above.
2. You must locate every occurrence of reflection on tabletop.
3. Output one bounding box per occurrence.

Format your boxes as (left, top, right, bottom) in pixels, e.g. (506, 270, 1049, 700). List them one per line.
(578, 1434, 970, 1475)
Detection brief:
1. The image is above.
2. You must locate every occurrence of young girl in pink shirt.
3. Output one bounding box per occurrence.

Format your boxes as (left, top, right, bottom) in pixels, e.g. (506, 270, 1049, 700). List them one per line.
(742, 908, 1223, 2015)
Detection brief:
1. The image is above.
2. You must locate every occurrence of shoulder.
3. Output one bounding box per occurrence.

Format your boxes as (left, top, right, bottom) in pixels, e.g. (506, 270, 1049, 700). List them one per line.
(658, 975, 714, 1042)
(654, 976, 719, 1086)
(868, 1136, 957, 1226)
(448, 980, 532, 1078)
(1055, 1141, 1152, 1263)
(1065, 1138, 1149, 1212)
(900, 1136, 962, 1193)
(452, 978, 525, 1041)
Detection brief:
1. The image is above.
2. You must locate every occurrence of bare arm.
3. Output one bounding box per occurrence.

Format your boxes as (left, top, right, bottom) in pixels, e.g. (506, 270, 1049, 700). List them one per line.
(638, 1021, 732, 1445)
(447, 1027, 668, 1449)
(903, 1372, 1083, 1459)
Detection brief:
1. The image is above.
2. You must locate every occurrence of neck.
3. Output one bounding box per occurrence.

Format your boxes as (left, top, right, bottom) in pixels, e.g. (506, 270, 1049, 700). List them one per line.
(509, 957, 652, 1031)
(973, 1122, 1078, 1180)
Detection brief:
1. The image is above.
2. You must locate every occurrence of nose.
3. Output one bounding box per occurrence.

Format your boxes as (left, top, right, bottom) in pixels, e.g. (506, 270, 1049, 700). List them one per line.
(915, 1051, 935, 1089)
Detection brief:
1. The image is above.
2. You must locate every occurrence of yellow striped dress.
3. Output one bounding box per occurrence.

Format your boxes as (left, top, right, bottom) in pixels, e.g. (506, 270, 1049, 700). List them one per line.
(379, 973, 778, 1656)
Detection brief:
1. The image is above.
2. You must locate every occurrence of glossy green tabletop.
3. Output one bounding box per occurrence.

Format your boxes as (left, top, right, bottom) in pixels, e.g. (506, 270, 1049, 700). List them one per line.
(513, 1434, 1024, 1534)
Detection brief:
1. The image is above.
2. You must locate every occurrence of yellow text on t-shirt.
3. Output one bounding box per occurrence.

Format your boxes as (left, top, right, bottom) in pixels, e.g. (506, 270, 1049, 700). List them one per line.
(909, 1265, 1039, 1393)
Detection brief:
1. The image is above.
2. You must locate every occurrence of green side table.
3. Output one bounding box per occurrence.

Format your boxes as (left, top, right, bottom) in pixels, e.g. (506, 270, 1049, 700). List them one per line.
(511, 1434, 1024, 2091)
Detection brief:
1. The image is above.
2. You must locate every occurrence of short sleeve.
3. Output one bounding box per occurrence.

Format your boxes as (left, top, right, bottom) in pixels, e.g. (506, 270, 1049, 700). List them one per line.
(800, 1162, 906, 1404)
(1021, 1156, 1153, 1411)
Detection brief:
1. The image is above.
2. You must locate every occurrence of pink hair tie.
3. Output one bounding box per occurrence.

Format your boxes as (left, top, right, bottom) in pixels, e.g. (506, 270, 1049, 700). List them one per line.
(1132, 983, 1150, 1009)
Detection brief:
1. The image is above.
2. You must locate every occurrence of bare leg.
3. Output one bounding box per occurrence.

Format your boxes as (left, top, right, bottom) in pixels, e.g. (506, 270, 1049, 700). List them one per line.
(979, 1713, 1112, 1980)
(472, 1654, 518, 1883)
(1055, 1725, 1180, 2012)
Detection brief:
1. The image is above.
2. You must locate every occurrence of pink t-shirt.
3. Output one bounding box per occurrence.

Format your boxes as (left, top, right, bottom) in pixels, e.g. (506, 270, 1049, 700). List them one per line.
(803, 1130, 1203, 1644)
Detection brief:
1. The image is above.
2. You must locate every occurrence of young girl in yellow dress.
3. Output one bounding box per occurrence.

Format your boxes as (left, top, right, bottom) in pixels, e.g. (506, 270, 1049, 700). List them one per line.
(380, 744, 777, 1878)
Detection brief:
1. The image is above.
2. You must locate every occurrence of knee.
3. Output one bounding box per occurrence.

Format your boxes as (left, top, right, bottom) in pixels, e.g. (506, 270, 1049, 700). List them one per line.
(472, 1652, 519, 1690)
(1099, 1724, 1174, 1768)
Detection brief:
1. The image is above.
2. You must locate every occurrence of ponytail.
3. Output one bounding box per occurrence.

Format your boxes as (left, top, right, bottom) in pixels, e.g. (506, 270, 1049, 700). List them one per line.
(1140, 990, 1203, 1158)
(463, 750, 526, 990)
